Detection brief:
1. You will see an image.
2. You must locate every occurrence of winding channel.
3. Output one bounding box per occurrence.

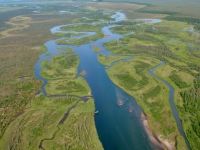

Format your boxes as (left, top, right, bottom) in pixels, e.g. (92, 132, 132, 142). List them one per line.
(148, 62, 191, 149)
(34, 12, 189, 149)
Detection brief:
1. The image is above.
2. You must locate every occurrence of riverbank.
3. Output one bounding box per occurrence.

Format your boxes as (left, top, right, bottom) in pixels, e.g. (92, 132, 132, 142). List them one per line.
(100, 55, 186, 149)
(141, 113, 174, 150)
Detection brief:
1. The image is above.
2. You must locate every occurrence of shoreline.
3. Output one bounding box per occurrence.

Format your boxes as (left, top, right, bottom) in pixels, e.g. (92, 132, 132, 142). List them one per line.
(141, 112, 174, 150)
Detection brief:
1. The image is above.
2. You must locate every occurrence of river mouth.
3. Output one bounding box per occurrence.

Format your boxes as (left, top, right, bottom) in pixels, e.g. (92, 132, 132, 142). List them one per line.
(34, 12, 158, 150)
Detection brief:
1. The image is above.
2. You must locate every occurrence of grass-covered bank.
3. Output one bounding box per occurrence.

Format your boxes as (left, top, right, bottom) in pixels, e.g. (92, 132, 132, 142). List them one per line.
(56, 24, 105, 46)
(0, 46, 103, 150)
(41, 49, 90, 96)
(99, 55, 186, 149)
(0, 96, 102, 150)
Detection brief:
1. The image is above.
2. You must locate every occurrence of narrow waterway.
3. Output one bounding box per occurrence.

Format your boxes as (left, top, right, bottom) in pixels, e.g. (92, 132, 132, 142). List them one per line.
(148, 62, 191, 150)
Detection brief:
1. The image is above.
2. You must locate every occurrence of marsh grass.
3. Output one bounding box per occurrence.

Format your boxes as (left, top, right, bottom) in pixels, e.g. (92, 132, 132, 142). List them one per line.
(0, 4, 103, 149)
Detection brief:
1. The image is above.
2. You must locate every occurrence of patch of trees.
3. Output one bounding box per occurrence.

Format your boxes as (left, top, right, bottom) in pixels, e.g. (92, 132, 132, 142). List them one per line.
(116, 73, 137, 89)
(180, 73, 200, 149)
(165, 16, 200, 31)
(135, 62, 149, 86)
(194, 75, 200, 89)
(137, 8, 177, 15)
(117, 21, 137, 26)
(144, 86, 161, 99)
(194, 24, 200, 31)
(133, 44, 176, 60)
(169, 73, 189, 88)
(165, 16, 200, 24)
(113, 33, 177, 60)
(188, 63, 200, 75)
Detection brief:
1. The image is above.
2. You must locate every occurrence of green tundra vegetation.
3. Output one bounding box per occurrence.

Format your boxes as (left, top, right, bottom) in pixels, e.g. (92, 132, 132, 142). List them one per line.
(0, 48, 102, 150)
(57, 32, 104, 45)
(0, 96, 102, 150)
(98, 54, 129, 67)
(0, 2, 104, 149)
(0, 0, 200, 150)
(100, 16, 200, 149)
(165, 16, 200, 32)
(56, 24, 105, 45)
(179, 73, 200, 148)
(41, 49, 90, 96)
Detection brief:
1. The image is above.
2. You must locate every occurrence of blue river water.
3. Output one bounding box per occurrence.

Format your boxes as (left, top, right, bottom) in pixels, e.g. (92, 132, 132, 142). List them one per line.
(34, 12, 154, 150)
(34, 12, 183, 150)
(73, 31, 153, 149)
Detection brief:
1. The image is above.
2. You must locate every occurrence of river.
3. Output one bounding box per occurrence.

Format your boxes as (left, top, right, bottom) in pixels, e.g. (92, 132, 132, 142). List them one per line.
(34, 12, 187, 150)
